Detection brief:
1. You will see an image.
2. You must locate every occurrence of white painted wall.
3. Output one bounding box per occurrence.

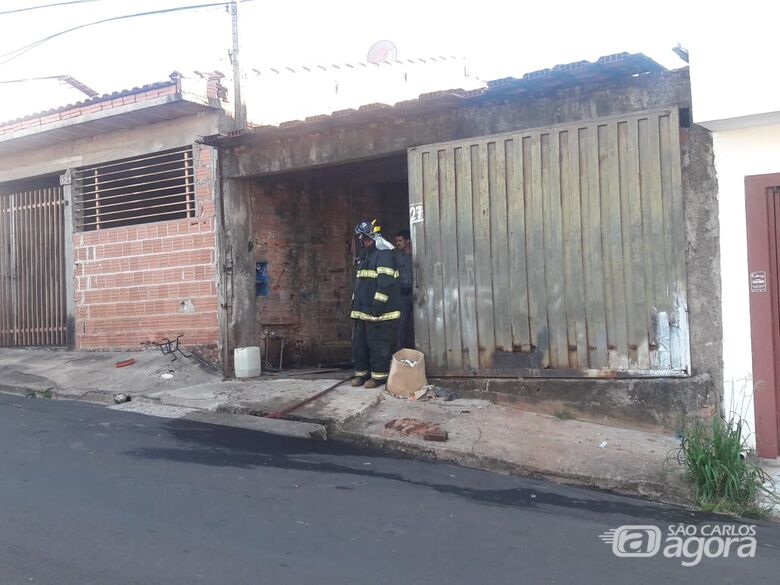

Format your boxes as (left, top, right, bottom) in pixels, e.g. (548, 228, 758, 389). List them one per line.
(712, 123, 780, 445)
(688, 9, 780, 450)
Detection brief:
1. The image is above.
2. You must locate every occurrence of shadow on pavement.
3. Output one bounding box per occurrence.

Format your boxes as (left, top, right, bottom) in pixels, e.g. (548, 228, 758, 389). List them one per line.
(121, 416, 777, 529)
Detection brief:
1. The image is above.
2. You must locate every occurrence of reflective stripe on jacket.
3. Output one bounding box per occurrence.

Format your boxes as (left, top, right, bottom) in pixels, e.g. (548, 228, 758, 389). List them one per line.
(351, 245, 401, 321)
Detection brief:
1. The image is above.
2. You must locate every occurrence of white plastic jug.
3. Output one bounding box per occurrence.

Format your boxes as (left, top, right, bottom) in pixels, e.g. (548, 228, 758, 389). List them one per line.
(234, 346, 262, 378)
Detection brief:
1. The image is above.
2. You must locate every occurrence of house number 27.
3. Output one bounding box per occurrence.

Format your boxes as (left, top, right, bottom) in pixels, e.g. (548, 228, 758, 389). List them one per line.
(409, 203, 424, 224)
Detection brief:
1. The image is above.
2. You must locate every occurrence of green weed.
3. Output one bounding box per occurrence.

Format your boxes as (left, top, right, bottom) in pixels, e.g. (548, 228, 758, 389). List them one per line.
(672, 416, 777, 518)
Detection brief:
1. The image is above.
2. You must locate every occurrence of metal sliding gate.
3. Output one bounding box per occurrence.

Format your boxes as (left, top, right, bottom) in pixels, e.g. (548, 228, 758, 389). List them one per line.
(0, 186, 68, 346)
(408, 109, 688, 377)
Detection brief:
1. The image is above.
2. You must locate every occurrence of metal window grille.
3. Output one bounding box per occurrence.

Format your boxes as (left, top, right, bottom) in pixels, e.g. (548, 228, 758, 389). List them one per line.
(73, 146, 195, 231)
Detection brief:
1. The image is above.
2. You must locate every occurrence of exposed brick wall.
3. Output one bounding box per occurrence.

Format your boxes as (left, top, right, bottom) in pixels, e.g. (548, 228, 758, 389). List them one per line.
(250, 158, 408, 366)
(0, 84, 178, 136)
(72, 144, 220, 357)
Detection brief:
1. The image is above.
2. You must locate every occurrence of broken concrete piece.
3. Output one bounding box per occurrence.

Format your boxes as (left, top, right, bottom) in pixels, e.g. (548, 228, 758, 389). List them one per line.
(411, 388, 428, 401)
(113, 393, 131, 404)
(384, 417, 445, 440)
(423, 429, 449, 442)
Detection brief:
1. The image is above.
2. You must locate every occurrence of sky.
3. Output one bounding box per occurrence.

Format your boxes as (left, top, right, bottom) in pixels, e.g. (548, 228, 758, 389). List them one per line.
(0, 0, 701, 122)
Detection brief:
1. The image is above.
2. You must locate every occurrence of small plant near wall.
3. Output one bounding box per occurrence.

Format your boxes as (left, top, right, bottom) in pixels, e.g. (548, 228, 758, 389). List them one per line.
(671, 416, 778, 518)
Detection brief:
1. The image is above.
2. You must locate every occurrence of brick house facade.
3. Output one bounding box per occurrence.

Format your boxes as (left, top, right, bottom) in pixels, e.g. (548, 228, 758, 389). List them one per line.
(72, 143, 219, 352)
(0, 73, 231, 367)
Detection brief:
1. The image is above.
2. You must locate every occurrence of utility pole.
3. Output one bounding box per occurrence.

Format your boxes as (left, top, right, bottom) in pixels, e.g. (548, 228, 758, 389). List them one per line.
(230, 0, 246, 128)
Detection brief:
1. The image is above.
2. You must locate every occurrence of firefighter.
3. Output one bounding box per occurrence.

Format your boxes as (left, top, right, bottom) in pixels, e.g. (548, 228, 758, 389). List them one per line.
(351, 218, 401, 388)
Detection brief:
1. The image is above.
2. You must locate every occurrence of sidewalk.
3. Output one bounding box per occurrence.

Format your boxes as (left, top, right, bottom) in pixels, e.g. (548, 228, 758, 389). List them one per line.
(763, 459, 780, 516)
(0, 348, 694, 505)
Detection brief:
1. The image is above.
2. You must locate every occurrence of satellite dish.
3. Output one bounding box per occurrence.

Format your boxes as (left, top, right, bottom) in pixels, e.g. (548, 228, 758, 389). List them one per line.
(367, 40, 397, 64)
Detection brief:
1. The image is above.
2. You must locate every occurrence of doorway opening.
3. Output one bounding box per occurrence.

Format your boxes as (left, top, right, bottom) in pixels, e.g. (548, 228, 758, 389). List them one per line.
(248, 154, 410, 367)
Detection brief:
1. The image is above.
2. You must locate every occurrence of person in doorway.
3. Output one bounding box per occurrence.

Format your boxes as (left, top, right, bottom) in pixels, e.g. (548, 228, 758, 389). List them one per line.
(350, 218, 401, 388)
(394, 229, 414, 351)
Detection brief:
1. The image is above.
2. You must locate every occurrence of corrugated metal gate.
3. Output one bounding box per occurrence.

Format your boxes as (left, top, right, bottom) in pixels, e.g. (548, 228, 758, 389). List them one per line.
(408, 109, 688, 377)
(0, 186, 67, 346)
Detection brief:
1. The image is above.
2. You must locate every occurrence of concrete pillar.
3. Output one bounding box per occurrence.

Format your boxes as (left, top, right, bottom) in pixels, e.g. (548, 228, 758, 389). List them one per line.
(60, 169, 77, 348)
(218, 165, 256, 376)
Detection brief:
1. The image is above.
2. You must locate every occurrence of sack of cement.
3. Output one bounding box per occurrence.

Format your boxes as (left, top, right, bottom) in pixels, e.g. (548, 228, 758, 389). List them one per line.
(386, 349, 427, 398)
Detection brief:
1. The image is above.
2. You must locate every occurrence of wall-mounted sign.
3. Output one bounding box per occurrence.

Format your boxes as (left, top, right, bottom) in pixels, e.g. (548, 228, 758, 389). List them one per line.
(409, 203, 424, 224)
(750, 271, 767, 293)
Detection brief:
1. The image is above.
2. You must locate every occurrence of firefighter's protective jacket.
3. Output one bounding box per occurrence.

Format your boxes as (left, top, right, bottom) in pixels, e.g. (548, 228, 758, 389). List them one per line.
(351, 244, 401, 321)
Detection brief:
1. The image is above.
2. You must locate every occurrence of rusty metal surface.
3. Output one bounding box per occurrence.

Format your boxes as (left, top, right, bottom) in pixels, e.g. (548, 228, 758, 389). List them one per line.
(421, 368, 689, 379)
(0, 186, 67, 346)
(409, 110, 689, 377)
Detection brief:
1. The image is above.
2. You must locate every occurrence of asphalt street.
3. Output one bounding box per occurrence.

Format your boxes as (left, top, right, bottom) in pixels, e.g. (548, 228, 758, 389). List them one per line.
(0, 392, 777, 585)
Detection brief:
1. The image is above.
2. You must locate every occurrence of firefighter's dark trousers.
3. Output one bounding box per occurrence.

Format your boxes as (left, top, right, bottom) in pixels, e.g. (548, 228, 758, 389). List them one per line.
(352, 318, 398, 382)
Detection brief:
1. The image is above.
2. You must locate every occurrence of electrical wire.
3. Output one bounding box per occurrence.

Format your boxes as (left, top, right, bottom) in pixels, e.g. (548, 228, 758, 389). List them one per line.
(0, 0, 104, 16)
(0, 2, 228, 61)
(0, 75, 71, 84)
(0, 1, 254, 67)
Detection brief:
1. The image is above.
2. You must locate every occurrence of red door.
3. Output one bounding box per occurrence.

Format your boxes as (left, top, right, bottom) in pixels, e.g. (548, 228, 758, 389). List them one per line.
(746, 173, 780, 459)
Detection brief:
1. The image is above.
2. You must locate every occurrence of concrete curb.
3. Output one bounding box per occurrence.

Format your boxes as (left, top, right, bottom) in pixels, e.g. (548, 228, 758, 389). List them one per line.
(331, 427, 695, 509)
(1, 380, 695, 509)
(185, 411, 327, 440)
(216, 389, 384, 428)
(1, 383, 329, 441)
(0, 384, 43, 397)
(0, 383, 131, 406)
